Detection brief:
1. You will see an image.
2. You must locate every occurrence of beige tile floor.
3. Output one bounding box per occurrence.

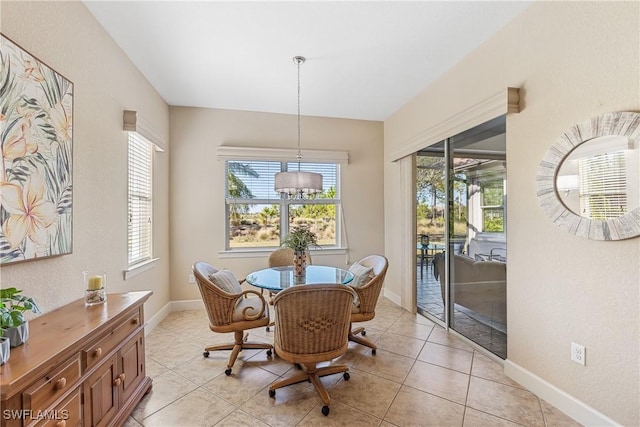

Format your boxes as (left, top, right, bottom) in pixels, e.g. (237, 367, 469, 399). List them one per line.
(126, 298, 582, 426)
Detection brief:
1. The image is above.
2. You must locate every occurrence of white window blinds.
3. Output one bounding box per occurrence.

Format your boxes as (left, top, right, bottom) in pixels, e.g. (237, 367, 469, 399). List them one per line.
(578, 151, 627, 220)
(127, 132, 153, 265)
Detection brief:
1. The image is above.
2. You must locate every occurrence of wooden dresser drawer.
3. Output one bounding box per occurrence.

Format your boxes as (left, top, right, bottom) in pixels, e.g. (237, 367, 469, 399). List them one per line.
(30, 387, 82, 427)
(82, 307, 142, 371)
(23, 357, 81, 414)
(112, 307, 142, 344)
(82, 331, 119, 372)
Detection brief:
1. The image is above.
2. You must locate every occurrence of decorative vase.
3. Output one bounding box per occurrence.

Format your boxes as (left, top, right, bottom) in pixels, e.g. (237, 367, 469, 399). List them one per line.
(0, 337, 9, 365)
(84, 271, 107, 306)
(293, 250, 307, 277)
(3, 323, 29, 348)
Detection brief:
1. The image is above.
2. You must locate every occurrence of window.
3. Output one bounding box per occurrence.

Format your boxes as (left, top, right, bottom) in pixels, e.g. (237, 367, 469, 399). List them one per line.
(127, 132, 153, 266)
(225, 160, 339, 249)
(481, 180, 505, 232)
(578, 150, 627, 220)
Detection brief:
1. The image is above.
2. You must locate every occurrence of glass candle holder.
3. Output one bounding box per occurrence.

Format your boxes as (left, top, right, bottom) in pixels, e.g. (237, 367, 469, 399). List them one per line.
(83, 271, 106, 306)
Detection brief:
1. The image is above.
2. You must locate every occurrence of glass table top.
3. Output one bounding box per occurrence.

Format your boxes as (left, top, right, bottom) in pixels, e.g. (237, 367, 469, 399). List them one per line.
(245, 265, 354, 292)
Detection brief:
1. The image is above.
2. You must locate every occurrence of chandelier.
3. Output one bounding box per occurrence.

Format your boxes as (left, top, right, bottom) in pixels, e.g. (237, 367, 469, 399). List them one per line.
(274, 56, 323, 199)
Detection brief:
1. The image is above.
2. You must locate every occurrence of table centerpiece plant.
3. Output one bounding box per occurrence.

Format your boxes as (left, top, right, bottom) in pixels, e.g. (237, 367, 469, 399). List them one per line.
(0, 287, 41, 350)
(280, 226, 319, 276)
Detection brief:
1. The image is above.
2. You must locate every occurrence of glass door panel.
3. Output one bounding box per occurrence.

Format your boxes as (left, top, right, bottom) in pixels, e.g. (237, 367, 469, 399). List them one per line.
(449, 118, 507, 358)
(415, 142, 446, 323)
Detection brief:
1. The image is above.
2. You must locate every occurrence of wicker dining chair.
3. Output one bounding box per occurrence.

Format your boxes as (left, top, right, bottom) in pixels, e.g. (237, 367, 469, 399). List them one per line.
(268, 284, 356, 416)
(192, 261, 273, 376)
(348, 255, 389, 354)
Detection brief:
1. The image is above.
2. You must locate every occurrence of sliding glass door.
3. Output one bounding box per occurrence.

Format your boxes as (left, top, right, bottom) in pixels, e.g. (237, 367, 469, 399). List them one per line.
(416, 117, 508, 359)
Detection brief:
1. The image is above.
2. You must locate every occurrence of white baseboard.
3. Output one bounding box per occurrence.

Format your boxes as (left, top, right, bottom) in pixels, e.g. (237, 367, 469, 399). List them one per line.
(145, 302, 171, 336)
(144, 299, 204, 335)
(504, 360, 620, 427)
(383, 288, 402, 306)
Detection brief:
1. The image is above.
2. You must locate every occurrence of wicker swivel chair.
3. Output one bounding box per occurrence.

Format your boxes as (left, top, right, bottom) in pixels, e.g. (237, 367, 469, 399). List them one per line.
(348, 255, 389, 355)
(192, 261, 273, 376)
(268, 284, 356, 416)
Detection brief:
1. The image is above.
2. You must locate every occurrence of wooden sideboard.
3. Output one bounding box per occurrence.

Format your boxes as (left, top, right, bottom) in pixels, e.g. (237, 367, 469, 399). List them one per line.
(0, 292, 153, 427)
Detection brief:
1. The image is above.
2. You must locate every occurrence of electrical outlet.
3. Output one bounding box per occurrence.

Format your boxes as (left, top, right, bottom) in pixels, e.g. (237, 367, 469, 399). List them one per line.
(188, 274, 195, 284)
(571, 342, 585, 366)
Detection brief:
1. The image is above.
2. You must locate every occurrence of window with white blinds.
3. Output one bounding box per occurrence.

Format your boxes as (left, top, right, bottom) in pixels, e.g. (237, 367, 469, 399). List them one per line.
(127, 132, 153, 266)
(578, 150, 627, 220)
(225, 160, 340, 249)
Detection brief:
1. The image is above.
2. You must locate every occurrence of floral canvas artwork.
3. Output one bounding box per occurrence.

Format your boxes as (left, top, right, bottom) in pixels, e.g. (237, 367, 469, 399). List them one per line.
(0, 35, 73, 264)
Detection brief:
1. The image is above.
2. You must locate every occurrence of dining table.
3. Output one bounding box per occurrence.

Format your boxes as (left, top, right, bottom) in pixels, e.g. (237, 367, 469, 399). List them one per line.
(245, 265, 354, 292)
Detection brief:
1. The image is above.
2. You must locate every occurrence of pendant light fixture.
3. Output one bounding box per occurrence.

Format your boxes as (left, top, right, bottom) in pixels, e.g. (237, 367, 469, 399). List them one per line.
(274, 56, 323, 199)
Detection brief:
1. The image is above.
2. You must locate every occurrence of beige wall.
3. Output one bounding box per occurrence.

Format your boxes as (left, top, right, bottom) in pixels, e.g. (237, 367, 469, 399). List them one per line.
(384, 2, 639, 425)
(169, 107, 384, 301)
(1, 2, 171, 319)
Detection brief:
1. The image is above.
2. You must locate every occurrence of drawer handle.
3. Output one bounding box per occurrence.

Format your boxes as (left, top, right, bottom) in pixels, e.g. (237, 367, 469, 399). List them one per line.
(93, 347, 103, 358)
(56, 420, 66, 427)
(119, 373, 126, 382)
(54, 377, 66, 390)
(132, 317, 139, 325)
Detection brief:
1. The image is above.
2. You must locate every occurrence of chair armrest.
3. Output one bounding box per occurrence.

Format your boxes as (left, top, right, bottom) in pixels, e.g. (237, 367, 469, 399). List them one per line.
(235, 289, 268, 320)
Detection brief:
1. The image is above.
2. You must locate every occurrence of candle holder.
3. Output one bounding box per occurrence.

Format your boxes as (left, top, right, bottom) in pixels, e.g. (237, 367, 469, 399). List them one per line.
(83, 271, 106, 306)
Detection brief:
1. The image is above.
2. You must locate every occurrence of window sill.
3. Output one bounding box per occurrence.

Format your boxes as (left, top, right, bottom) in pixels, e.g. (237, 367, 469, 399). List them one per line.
(218, 247, 348, 259)
(123, 258, 159, 280)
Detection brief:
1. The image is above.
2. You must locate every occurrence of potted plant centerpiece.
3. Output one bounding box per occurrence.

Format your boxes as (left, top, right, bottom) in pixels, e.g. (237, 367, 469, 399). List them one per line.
(281, 226, 319, 277)
(0, 287, 41, 348)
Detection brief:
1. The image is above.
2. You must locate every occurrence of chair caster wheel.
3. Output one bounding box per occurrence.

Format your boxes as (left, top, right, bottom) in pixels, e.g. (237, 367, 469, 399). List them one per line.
(361, 330, 366, 336)
(269, 389, 276, 398)
(321, 405, 330, 416)
(203, 351, 210, 358)
(372, 349, 376, 355)
(343, 372, 350, 381)
(266, 349, 273, 357)
(224, 368, 232, 376)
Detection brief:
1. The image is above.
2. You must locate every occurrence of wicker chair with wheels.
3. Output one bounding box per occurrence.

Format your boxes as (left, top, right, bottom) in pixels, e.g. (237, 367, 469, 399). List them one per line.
(268, 284, 356, 416)
(348, 255, 389, 355)
(192, 261, 273, 376)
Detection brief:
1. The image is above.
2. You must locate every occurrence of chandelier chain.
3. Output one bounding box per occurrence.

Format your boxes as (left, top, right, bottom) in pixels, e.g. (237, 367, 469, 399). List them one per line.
(296, 56, 303, 164)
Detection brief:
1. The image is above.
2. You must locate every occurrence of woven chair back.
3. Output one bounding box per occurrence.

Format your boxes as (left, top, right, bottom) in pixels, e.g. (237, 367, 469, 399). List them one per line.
(192, 261, 239, 327)
(268, 247, 312, 267)
(273, 284, 355, 361)
(354, 255, 389, 315)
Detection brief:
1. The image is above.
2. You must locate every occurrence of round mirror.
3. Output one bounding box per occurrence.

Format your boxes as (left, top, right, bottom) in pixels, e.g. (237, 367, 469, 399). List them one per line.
(537, 112, 640, 240)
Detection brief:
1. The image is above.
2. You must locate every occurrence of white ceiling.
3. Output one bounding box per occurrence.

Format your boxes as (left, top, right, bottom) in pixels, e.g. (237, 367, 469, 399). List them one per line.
(84, 1, 531, 121)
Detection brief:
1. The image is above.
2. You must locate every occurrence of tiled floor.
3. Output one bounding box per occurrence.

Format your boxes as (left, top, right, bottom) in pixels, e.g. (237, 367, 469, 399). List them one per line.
(126, 299, 581, 426)
(417, 262, 507, 359)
